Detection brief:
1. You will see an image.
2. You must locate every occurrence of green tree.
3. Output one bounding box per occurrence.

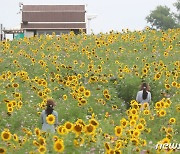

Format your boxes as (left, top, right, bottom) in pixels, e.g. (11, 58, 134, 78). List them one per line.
(146, 5, 178, 30)
(173, 0, 180, 24)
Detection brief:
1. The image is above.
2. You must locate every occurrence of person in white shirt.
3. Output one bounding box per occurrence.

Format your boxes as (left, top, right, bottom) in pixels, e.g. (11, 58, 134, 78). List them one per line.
(136, 82, 151, 109)
(41, 99, 58, 133)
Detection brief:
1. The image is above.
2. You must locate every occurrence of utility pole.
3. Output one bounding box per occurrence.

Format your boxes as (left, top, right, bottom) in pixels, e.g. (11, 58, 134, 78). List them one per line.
(87, 15, 97, 34)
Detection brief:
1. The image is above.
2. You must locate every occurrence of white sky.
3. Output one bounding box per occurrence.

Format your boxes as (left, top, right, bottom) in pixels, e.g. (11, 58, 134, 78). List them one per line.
(0, 0, 177, 34)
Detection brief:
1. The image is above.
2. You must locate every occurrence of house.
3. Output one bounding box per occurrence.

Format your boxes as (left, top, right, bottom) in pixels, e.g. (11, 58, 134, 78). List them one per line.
(21, 4, 87, 37)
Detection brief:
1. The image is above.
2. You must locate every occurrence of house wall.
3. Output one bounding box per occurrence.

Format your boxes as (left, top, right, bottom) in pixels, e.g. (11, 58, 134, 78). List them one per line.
(24, 30, 34, 38)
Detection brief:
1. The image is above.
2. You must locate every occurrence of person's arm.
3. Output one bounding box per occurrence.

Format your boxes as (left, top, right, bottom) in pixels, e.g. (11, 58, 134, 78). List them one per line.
(148, 92, 151, 102)
(54, 111, 58, 127)
(41, 111, 44, 125)
(136, 91, 140, 103)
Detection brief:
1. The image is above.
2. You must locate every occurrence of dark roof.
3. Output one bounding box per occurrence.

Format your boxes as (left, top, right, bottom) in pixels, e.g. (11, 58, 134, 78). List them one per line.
(22, 5, 85, 12)
(22, 12, 85, 22)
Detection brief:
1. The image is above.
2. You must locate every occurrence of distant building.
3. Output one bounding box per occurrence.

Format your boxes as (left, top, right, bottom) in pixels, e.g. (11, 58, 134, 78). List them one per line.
(2, 25, 23, 40)
(21, 5, 87, 37)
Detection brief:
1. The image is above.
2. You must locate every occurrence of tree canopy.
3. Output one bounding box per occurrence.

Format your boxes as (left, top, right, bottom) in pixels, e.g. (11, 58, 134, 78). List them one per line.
(173, 0, 180, 24)
(146, 5, 178, 30)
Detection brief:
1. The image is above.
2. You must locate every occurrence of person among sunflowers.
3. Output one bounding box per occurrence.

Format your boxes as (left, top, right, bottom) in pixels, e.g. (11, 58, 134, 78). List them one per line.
(136, 82, 151, 110)
(41, 99, 58, 133)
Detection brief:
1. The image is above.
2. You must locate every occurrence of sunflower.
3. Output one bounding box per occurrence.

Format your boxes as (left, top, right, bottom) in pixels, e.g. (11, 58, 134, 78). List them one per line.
(13, 134, 18, 142)
(46, 114, 55, 125)
(112, 105, 118, 110)
(76, 119, 85, 126)
(17, 101, 23, 109)
(63, 95, 67, 100)
(89, 119, 99, 128)
(77, 74, 82, 79)
(53, 139, 64, 153)
(142, 68, 148, 75)
(130, 138, 139, 146)
(104, 94, 111, 100)
(1, 130, 11, 141)
(133, 130, 141, 138)
(155, 102, 161, 109)
(115, 141, 122, 150)
(171, 81, 177, 87)
(143, 110, 150, 115)
(130, 108, 138, 115)
(104, 142, 110, 151)
(80, 98, 87, 105)
(120, 118, 128, 128)
(131, 102, 140, 110)
(161, 137, 170, 144)
(105, 112, 110, 118)
(142, 102, 149, 109)
(64, 121, 73, 132)
(57, 126, 67, 135)
(7, 107, 13, 113)
(118, 73, 124, 79)
(141, 139, 147, 146)
(78, 103, 82, 107)
(154, 73, 161, 80)
(166, 99, 172, 105)
(89, 76, 98, 83)
(115, 126, 123, 137)
(78, 86, 85, 93)
(38, 91, 44, 97)
(7, 102, 13, 108)
(131, 115, 139, 121)
(158, 109, 166, 117)
(73, 123, 83, 135)
(13, 92, 21, 99)
(0, 147, 6, 154)
(11, 101, 17, 107)
(166, 133, 172, 140)
(165, 84, 171, 90)
(168, 45, 173, 50)
(129, 120, 136, 127)
(87, 107, 93, 113)
(38, 136, 46, 145)
(163, 51, 169, 57)
(34, 128, 41, 137)
(38, 145, 46, 154)
(103, 89, 109, 95)
(84, 90, 91, 98)
(68, 76, 73, 81)
(169, 118, 176, 124)
(166, 127, 173, 134)
(85, 124, 95, 135)
(12, 83, 19, 88)
(176, 105, 180, 112)
(136, 123, 144, 131)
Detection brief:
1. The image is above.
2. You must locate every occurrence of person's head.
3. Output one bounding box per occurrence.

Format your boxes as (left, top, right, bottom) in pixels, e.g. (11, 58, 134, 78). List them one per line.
(140, 82, 150, 91)
(45, 99, 56, 115)
(140, 82, 149, 100)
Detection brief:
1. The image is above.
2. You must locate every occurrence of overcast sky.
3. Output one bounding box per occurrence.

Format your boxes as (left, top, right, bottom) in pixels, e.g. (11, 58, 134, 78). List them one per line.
(0, 0, 177, 34)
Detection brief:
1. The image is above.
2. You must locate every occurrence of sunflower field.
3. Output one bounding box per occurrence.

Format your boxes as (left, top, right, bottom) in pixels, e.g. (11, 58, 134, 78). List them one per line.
(0, 28, 180, 154)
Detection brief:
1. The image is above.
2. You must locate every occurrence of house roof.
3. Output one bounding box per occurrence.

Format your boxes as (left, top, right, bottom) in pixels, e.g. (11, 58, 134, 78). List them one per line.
(22, 5, 85, 12)
(21, 5, 86, 30)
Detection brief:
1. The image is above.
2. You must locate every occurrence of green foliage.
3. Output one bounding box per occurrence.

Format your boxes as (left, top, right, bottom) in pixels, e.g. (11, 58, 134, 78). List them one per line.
(173, 0, 180, 24)
(146, 5, 178, 30)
